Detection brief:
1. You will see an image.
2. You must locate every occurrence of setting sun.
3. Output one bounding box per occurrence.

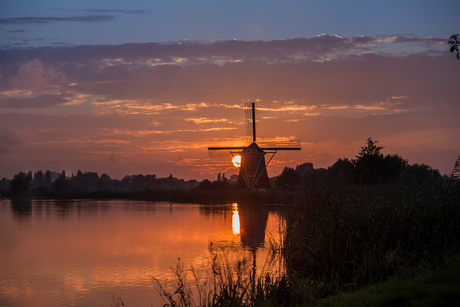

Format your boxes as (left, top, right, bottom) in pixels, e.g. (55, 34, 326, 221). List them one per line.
(232, 155, 241, 168)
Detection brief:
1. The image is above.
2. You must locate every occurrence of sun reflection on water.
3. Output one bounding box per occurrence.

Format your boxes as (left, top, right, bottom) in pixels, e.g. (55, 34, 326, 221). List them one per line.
(232, 203, 240, 235)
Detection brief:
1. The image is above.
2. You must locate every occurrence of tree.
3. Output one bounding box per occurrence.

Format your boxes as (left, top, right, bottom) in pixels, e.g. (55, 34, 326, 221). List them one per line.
(275, 167, 302, 188)
(34, 170, 44, 187)
(382, 154, 408, 182)
(9, 172, 33, 196)
(398, 163, 441, 185)
(99, 173, 112, 188)
(448, 33, 459, 60)
(52, 173, 72, 194)
(45, 170, 52, 186)
(295, 162, 314, 177)
(353, 137, 385, 184)
(198, 179, 212, 190)
(327, 158, 354, 178)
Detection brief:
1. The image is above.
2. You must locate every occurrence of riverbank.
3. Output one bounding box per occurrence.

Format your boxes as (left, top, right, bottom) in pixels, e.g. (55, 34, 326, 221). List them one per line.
(1, 187, 301, 205)
(311, 257, 460, 307)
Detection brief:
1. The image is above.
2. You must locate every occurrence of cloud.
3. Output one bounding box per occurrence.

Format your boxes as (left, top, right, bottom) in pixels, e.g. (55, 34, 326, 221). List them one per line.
(0, 130, 22, 153)
(65, 9, 149, 15)
(2, 94, 70, 108)
(0, 35, 457, 179)
(0, 15, 116, 25)
(8, 58, 67, 90)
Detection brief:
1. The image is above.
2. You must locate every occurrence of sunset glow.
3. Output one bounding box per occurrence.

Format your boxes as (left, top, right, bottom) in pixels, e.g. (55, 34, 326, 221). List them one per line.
(232, 155, 242, 168)
(0, 1, 458, 181)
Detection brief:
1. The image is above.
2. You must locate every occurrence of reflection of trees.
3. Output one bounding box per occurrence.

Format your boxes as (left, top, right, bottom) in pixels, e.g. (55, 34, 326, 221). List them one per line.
(199, 204, 230, 217)
(11, 198, 33, 219)
(53, 200, 75, 217)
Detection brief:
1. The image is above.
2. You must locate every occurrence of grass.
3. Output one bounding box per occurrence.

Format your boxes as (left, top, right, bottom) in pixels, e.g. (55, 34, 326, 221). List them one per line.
(313, 257, 460, 307)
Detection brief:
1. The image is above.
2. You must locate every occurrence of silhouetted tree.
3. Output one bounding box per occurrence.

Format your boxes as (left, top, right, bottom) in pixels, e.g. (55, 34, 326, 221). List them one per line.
(353, 137, 385, 184)
(122, 175, 131, 185)
(275, 167, 302, 188)
(198, 179, 212, 190)
(9, 172, 33, 196)
(382, 154, 409, 182)
(398, 163, 441, 185)
(45, 170, 52, 186)
(448, 33, 460, 60)
(327, 158, 354, 180)
(34, 170, 44, 187)
(99, 173, 112, 188)
(52, 173, 72, 194)
(295, 162, 314, 177)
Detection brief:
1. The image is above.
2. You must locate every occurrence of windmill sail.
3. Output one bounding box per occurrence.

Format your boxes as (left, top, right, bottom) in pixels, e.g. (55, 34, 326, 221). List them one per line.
(208, 102, 301, 190)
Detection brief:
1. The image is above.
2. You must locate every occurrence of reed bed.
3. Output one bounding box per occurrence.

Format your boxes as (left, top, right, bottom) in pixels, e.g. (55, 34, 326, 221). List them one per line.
(151, 245, 310, 307)
(283, 180, 460, 298)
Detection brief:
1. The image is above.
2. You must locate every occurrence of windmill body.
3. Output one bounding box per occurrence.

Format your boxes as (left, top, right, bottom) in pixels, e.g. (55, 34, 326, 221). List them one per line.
(208, 103, 301, 190)
(236, 142, 271, 189)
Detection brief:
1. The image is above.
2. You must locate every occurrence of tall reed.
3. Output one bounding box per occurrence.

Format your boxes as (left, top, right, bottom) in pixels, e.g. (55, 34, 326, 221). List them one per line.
(283, 181, 460, 297)
(152, 244, 310, 307)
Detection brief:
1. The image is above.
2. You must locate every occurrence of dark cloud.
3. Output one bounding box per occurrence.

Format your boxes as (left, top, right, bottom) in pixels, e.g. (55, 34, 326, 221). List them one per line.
(0, 35, 374, 64)
(351, 36, 375, 44)
(0, 130, 21, 146)
(0, 15, 116, 25)
(71, 9, 149, 14)
(2, 94, 69, 108)
(392, 36, 445, 44)
(0, 130, 21, 153)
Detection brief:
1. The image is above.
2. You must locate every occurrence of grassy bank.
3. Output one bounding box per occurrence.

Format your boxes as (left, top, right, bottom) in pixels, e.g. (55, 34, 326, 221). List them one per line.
(313, 257, 460, 307)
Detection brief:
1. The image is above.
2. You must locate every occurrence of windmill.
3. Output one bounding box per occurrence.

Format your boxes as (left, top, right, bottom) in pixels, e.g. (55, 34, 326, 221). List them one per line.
(208, 102, 301, 190)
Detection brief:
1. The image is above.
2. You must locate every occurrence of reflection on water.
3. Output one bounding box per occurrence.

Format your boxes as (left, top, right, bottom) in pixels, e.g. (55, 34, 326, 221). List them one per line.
(232, 203, 240, 235)
(0, 199, 284, 307)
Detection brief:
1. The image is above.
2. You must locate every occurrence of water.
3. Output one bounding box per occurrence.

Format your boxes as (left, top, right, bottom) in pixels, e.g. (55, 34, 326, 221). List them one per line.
(0, 199, 284, 307)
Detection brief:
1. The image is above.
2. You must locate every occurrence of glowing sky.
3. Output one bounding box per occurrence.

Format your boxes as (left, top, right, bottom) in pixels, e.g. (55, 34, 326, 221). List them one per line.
(1, 0, 459, 180)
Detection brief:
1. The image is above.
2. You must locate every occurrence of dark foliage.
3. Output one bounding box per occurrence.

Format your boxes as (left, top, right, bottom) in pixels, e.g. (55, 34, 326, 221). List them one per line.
(448, 33, 460, 60)
(9, 172, 32, 196)
(275, 167, 302, 189)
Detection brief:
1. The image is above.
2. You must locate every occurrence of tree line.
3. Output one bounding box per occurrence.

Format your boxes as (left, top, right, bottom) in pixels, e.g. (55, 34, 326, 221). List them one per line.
(1, 137, 447, 198)
(275, 137, 442, 189)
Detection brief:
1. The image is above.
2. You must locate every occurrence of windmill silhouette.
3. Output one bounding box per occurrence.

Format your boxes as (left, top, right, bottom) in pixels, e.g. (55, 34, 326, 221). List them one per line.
(208, 103, 301, 190)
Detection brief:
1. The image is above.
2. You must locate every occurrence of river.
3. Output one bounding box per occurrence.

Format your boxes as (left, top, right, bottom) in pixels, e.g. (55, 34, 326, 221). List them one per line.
(0, 198, 284, 307)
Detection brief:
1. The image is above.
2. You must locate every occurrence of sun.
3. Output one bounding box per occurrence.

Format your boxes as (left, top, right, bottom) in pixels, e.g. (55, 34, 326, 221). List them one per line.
(232, 155, 241, 168)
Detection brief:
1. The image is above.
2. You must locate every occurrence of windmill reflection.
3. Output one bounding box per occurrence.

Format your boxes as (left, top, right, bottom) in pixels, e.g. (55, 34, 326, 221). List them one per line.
(232, 202, 270, 293)
(236, 203, 269, 249)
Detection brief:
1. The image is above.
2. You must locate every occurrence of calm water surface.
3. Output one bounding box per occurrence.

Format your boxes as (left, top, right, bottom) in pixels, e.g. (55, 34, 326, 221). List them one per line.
(0, 199, 284, 307)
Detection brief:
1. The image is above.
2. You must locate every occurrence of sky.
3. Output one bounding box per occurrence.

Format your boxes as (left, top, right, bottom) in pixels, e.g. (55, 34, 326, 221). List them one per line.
(0, 0, 459, 181)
